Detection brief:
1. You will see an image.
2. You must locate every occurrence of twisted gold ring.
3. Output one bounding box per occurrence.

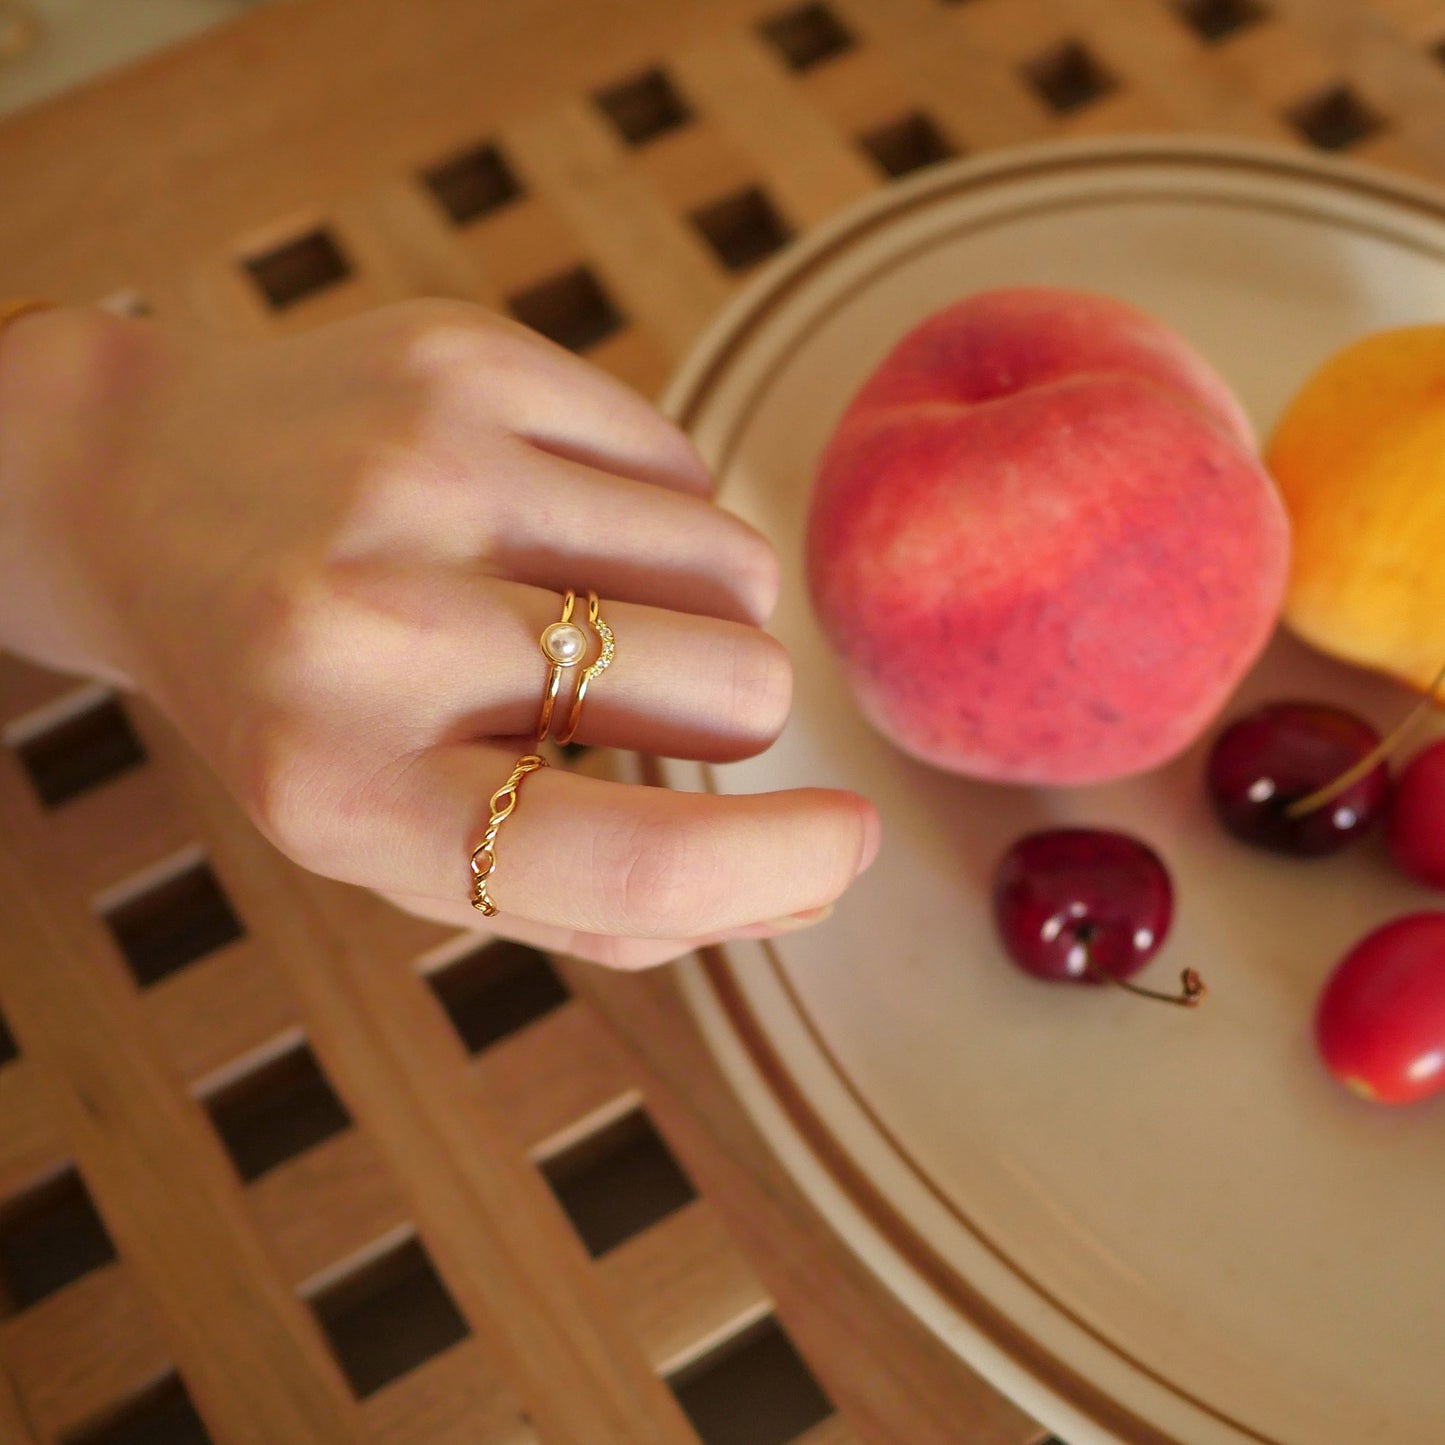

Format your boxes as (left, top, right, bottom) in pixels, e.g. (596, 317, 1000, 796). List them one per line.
(470, 753, 547, 915)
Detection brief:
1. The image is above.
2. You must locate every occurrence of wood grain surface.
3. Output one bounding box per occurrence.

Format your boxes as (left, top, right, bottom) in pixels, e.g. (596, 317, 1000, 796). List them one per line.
(2, 0, 1443, 1441)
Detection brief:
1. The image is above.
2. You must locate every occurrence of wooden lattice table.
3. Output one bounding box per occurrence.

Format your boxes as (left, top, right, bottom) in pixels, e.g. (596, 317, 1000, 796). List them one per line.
(2, 1, 1444, 1442)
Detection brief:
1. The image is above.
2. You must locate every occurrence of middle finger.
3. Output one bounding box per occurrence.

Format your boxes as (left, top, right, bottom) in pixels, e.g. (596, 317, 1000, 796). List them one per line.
(358, 573, 794, 762)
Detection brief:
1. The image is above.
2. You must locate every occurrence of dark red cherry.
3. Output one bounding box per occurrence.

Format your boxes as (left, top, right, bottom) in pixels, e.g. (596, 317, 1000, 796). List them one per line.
(1206, 703, 1390, 857)
(1387, 739, 1445, 890)
(992, 829, 1200, 1006)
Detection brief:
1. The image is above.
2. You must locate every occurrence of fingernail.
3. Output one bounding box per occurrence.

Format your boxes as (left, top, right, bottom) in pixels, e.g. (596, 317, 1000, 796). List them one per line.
(763, 903, 834, 931)
(856, 804, 882, 876)
(725, 904, 837, 941)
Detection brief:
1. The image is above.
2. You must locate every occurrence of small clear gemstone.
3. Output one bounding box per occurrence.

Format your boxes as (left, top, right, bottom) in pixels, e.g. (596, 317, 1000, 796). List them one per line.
(541, 621, 587, 666)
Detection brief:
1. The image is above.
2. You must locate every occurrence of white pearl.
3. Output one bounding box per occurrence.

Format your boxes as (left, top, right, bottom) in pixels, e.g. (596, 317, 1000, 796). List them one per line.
(541, 621, 587, 666)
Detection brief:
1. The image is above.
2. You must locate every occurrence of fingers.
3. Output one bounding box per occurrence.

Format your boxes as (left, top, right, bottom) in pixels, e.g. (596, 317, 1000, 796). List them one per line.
(481, 317, 716, 499)
(347, 574, 794, 762)
(379, 891, 836, 971)
(480, 442, 779, 625)
(367, 300, 717, 500)
(354, 749, 879, 940)
(281, 303, 883, 958)
(495, 582, 792, 760)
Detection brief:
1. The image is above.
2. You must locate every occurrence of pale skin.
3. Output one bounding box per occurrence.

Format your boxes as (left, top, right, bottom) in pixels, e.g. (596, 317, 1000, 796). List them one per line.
(0, 301, 880, 968)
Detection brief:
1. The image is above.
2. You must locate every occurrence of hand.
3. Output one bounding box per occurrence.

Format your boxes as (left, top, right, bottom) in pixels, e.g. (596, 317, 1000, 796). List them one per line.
(0, 302, 879, 967)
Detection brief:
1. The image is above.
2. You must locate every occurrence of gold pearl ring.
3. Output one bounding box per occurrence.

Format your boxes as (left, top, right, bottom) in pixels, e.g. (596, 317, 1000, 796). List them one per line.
(470, 753, 547, 916)
(535, 589, 613, 745)
(536, 590, 587, 741)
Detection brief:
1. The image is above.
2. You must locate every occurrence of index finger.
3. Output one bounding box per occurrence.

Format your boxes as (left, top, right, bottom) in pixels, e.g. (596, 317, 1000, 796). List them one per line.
(358, 745, 880, 940)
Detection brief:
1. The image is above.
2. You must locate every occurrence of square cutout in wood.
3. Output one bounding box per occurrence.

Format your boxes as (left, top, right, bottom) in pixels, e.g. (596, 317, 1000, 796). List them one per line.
(595, 66, 693, 146)
(691, 186, 792, 272)
(422, 142, 522, 225)
(244, 228, 352, 309)
(427, 938, 568, 1054)
(62, 1374, 211, 1445)
(101, 856, 245, 987)
(1022, 40, 1117, 114)
(0, 1167, 116, 1315)
(1286, 84, 1384, 150)
(1174, 0, 1267, 42)
(506, 265, 624, 352)
(859, 111, 956, 178)
(11, 692, 147, 808)
(205, 1042, 350, 1182)
(310, 1236, 470, 1398)
(0, 1009, 16, 1069)
(670, 1317, 834, 1445)
(542, 1109, 696, 1257)
(757, 3, 855, 72)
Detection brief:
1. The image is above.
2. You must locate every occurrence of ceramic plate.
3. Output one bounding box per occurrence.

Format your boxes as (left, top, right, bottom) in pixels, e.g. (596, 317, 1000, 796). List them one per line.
(655, 138, 1445, 1445)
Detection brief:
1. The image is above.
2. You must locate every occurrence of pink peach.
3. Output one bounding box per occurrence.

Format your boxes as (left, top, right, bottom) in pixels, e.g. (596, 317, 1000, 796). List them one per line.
(806, 288, 1290, 784)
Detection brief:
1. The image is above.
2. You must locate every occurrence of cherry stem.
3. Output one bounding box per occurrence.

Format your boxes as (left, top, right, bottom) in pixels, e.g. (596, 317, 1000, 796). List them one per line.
(1284, 657, 1445, 820)
(1083, 962, 1207, 1008)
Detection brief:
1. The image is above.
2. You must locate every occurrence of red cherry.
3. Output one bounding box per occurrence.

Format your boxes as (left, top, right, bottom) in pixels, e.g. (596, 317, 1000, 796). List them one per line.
(1205, 702, 1390, 857)
(992, 829, 1201, 1005)
(1387, 739, 1445, 889)
(1315, 913, 1445, 1105)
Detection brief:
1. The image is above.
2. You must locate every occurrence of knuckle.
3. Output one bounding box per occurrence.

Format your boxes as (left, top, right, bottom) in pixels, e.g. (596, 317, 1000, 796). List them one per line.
(225, 591, 359, 869)
(369, 301, 505, 388)
(247, 573, 340, 686)
(239, 716, 335, 861)
(607, 811, 725, 938)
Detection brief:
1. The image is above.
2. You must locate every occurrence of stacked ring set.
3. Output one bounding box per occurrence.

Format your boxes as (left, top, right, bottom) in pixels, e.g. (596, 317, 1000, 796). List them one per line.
(536, 589, 615, 746)
(469, 590, 615, 915)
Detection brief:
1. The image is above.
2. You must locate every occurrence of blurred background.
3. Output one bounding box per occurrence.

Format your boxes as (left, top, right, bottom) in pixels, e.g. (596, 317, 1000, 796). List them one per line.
(0, 0, 279, 116)
(1, 2, 1443, 1443)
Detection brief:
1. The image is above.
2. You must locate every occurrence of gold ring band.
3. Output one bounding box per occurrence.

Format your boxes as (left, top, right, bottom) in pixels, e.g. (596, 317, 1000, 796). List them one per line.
(556, 591, 614, 746)
(535, 590, 587, 741)
(470, 753, 547, 915)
